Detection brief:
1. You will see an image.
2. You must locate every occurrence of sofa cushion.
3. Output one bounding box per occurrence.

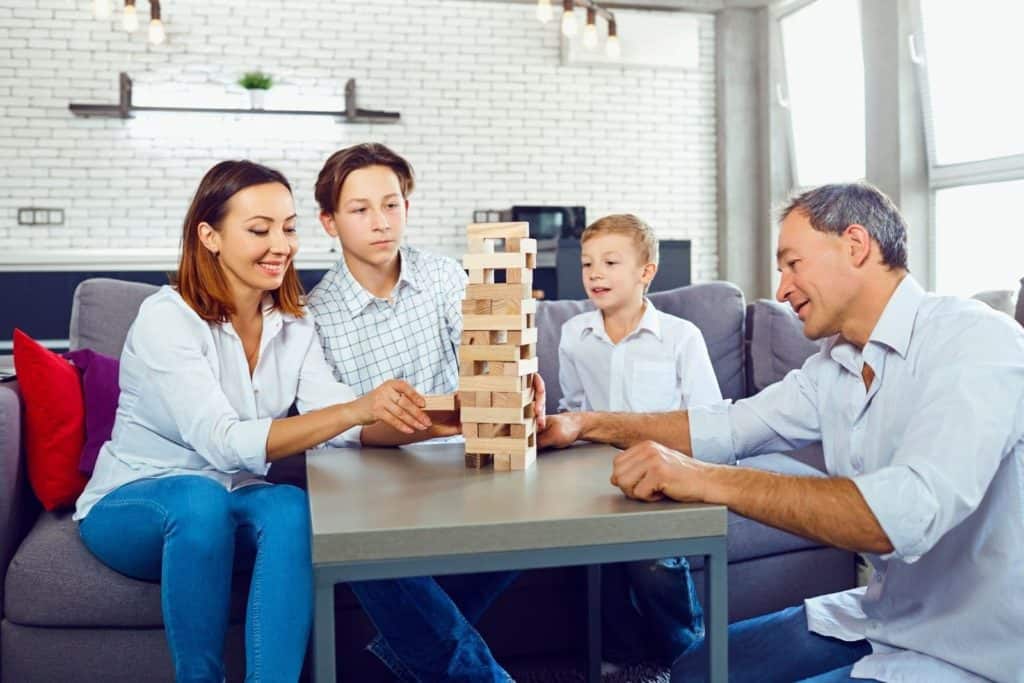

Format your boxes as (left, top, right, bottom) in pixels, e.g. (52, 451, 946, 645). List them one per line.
(64, 348, 120, 475)
(4, 512, 250, 627)
(537, 283, 747, 416)
(746, 300, 819, 394)
(69, 278, 159, 357)
(12, 330, 88, 511)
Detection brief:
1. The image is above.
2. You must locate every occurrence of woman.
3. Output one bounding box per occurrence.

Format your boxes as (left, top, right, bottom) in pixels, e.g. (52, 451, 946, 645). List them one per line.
(73, 160, 456, 681)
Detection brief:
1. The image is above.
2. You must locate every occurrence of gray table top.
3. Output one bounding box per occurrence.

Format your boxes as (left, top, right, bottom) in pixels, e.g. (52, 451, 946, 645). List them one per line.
(306, 441, 727, 565)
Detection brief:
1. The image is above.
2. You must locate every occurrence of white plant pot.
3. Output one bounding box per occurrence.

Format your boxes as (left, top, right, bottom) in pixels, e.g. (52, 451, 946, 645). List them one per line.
(248, 90, 266, 110)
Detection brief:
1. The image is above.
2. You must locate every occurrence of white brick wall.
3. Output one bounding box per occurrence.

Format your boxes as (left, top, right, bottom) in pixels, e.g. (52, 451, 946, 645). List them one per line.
(0, 0, 718, 280)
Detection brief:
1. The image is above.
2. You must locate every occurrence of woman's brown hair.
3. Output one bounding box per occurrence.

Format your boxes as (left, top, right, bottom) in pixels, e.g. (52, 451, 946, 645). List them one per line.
(314, 143, 415, 215)
(176, 160, 305, 322)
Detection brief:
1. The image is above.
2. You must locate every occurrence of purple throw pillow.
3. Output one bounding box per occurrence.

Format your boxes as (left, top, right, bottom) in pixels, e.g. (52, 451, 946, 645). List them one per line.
(64, 349, 120, 475)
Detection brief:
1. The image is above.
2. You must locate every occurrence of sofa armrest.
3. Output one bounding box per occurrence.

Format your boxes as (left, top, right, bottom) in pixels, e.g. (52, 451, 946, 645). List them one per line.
(0, 381, 41, 624)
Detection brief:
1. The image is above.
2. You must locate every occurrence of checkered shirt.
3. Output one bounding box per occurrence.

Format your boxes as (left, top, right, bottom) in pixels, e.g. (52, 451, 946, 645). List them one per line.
(307, 245, 467, 397)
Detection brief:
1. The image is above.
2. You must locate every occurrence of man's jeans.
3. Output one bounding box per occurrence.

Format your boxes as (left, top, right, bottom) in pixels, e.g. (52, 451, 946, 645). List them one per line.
(79, 475, 312, 683)
(349, 571, 519, 682)
(672, 605, 874, 683)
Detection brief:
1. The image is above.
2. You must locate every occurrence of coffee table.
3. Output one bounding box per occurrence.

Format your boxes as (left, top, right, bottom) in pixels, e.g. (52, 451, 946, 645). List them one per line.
(307, 441, 728, 682)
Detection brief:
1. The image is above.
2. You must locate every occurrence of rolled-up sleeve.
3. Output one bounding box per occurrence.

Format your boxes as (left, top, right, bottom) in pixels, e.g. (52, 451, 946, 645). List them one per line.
(853, 347, 1024, 562)
(691, 356, 825, 464)
(295, 332, 362, 447)
(136, 300, 271, 474)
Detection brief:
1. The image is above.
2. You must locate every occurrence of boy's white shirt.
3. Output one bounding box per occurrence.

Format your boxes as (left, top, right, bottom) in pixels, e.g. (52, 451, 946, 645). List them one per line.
(557, 299, 723, 413)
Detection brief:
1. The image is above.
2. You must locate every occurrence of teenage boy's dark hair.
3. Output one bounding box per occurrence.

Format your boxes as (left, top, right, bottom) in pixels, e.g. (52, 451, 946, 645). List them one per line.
(314, 143, 415, 216)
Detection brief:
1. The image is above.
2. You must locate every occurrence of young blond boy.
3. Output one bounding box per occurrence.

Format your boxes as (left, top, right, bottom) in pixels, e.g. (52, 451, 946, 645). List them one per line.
(558, 214, 722, 665)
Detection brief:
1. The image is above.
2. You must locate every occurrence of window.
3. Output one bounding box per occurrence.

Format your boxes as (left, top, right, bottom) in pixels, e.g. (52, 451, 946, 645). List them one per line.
(934, 180, 1024, 297)
(919, 0, 1024, 165)
(780, 0, 866, 187)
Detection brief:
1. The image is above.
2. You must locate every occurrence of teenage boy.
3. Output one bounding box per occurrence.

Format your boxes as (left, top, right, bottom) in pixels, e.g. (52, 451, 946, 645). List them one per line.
(308, 142, 544, 682)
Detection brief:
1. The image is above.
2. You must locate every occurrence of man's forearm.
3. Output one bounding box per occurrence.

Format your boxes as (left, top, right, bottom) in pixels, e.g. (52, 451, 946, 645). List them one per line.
(578, 410, 692, 453)
(704, 467, 893, 554)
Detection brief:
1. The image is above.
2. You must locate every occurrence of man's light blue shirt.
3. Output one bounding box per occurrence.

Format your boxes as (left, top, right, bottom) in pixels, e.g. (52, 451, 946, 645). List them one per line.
(690, 276, 1024, 682)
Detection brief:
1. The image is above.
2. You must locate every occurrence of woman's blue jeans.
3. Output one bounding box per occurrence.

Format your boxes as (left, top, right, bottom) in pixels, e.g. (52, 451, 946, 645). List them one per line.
(79, 475, 313, 683)
(349, 570, 519, 683)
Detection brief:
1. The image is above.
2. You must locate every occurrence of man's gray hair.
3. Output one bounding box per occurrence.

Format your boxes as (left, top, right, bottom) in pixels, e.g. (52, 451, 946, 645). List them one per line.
(780, 182, 909, 270)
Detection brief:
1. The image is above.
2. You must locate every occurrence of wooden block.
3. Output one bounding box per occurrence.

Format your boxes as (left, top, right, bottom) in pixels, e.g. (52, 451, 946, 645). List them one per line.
(465, 453, 492, 468)
(487, 361, 506, 377)
(526, 313, 534, 328)
(462, 406, 530, 424)
(509, 446, 537, 471)
(460, 360, 486, 377)
(462, 314, 530, 331)
(422, 394, 456, 411)
(493, 453, 512, 471)
(510, 424, 526, 438)
(520, 344, 536, 360)
(507, 328, 538, 345)
(468, 268, 495, 284)
(461, 299, 492, 315)
(506, 268, 534, 285)
(501, 357, 538, 376)
(505, 238, 538, 254)
(526, 253, 537, 269)
(458, 375, 524, 392)
(464, 436, 531, 456)
(468, 238, 496, 254)
(492, 388, 534, 408)
(490, 299, 537, 315)
(461, 331, 492, 346)
(463, 422, 478, 438)
(474, 392, 492, 407)
(467, 222, 529, 239)
(460, 345, 523, 363)
(466, 283, 533, 300)
(463, 252, 528, 270)
(478, 423, 511, 438)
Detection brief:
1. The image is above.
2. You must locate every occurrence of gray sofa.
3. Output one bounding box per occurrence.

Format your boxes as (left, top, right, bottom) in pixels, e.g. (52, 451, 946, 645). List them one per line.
(1, 277, 854, 682)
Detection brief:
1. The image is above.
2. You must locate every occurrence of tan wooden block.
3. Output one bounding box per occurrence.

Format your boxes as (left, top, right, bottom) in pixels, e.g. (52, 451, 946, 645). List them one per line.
(506, 268, 534, 285)
(520, 344, 536, 360)
(460, 345, 522, 363)
(468, 268, 495, 284)
(461, 331, 492, 346)
(474, 392, 493, 407)
(500, 357, 538, 376)
(492, 387, 534, 408)
(490, 299, 537, 315)
(464, 436, 531, 456)
(461, 299, 492, 315)
(487, 361, 505, 376)
(467, 222, 529, 239)
(526, 313, 535, 328)
(493, 453, 512, 471)
(465, 452, 492, 468)
(510, 424, 526, 438)
(463, 252, 528, 270)
(460, 360, 486, 377)
(509, 445, 537, 471)
(463, 422, 478, 438)
(479, 423, 511, 438)
(462, 314, 530, 331)
(461, 406, 530, 424)
(507, 328, 538, 346)
(465, 283, 533, 300)
(505, 238, 538, 254)
(526, 253, 537, 269)
(459, 375, 524, 392)
(468, 238, 496, 254)
(422, 394, 456, 411)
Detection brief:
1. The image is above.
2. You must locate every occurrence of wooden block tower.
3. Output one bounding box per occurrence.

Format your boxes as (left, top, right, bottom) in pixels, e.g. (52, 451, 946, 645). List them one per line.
(459, 222, 539, 471)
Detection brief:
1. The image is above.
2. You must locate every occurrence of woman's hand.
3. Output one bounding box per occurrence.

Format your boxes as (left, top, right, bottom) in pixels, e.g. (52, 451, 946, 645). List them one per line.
(354, 379, 432, 434)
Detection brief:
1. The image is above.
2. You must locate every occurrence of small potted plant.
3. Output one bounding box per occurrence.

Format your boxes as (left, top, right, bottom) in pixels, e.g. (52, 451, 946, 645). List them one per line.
(238, 71, 273, 110)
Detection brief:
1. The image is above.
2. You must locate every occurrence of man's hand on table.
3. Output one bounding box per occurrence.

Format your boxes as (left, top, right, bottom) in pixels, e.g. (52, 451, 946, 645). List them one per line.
(611, 440, 717, 503)
(531, 373, 547, 430)
(537, 413, 583, 450)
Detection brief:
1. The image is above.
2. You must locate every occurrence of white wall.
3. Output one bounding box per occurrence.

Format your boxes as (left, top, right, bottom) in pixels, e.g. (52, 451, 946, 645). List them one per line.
(0, 0, 718, 280)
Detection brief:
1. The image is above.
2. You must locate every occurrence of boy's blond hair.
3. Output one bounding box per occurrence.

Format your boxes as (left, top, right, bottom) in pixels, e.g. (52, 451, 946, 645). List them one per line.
(580, 214, 659, 266)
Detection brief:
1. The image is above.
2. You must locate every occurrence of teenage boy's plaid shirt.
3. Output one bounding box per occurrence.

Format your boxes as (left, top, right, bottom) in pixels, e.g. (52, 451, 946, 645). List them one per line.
(307, 245, 467, 397)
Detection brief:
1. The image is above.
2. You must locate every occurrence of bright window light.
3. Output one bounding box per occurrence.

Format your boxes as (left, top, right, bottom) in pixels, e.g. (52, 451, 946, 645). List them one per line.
(934, 179, 1024, 297)
(780, 0, 866, 187)
(920, 0, 1024, 165)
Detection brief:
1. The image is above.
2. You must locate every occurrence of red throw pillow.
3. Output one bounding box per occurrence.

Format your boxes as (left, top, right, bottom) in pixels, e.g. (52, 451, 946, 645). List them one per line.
(12, 329, 89, 511)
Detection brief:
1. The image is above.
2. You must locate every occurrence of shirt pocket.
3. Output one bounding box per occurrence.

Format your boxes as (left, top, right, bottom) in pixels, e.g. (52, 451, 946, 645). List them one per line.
(628, 360, 680, 412)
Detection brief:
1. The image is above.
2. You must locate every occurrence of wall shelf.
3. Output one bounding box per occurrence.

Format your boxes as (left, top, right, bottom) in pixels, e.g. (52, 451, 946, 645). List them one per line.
(68, 73, 400, 123)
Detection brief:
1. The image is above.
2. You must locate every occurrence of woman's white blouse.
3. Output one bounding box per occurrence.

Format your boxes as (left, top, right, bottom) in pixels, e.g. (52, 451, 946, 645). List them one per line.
(74, 286, 360, 521)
